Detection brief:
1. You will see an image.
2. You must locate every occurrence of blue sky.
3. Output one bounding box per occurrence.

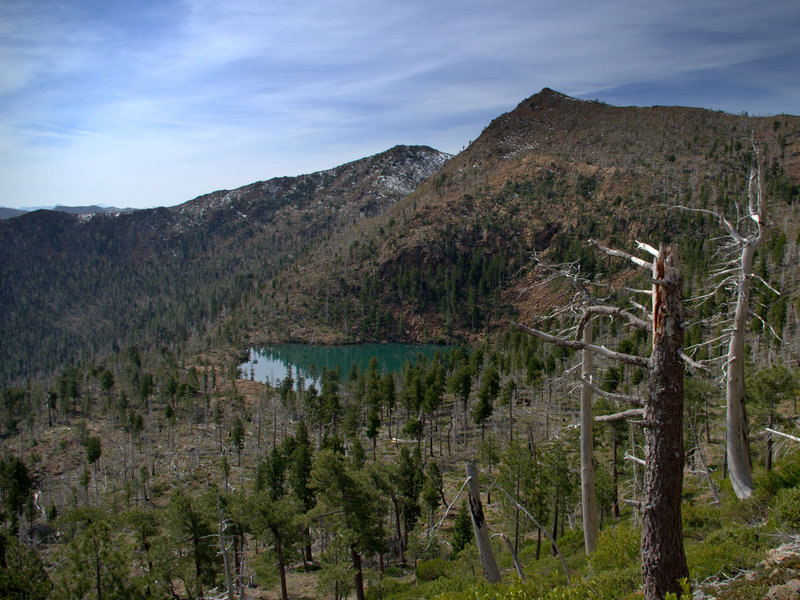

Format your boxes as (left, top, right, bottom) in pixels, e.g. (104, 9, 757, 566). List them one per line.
(1, 0, 799, 210)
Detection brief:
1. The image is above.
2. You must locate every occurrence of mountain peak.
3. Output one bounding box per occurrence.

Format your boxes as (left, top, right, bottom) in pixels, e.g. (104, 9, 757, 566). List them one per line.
(524, 87, 579, 109)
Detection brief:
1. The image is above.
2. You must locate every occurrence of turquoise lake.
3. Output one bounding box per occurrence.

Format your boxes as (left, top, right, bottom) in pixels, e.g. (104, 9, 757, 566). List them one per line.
(239, 343, 454, 387)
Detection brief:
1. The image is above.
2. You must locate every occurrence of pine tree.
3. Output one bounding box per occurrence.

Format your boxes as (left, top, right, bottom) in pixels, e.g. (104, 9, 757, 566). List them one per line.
(451, 501, 473, 557)
(311, 449, 385, 600)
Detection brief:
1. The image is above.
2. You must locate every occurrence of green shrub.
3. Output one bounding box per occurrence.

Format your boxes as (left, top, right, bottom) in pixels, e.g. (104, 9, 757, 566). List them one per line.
(580, 565, 641, 600)
(416, 557, 450, 581)
(664, 578, 692, 600)
(682, 500, 723, 538)
(748, 453, 800, 524)
(770, 486, 800, 531)
(755, 451, 800, 497)
(686, 523, 763, 580)
(382, 565, 405, 578)
(588, 523, 640, 572)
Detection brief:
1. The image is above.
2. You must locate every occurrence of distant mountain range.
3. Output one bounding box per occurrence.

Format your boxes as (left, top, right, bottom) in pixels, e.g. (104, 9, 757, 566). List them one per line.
(1, 89, 798, 384)
(0, 204, 135, 220)
(0, 207, 27, 219)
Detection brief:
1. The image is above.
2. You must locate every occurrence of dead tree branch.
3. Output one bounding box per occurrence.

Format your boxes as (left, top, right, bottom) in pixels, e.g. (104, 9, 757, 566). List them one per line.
(595, 408, 646, 423)
(589, 239, 651, 269)
(579, 376, 643, 405)
(511, 322, 649, 367)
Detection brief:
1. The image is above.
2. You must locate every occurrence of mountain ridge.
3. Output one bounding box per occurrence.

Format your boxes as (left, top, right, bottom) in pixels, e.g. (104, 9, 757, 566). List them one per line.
(1, 89, 798, 382)
(0, 144, 450, 382)
(0, 205, 137, 219)
(233, 88, 800, 350)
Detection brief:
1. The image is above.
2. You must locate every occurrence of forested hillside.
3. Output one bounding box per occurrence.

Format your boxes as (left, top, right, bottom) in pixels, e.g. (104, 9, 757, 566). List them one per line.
(235, 89, 800, 355)
(0, 145, 449, 384)
(1, 90, 799, 600)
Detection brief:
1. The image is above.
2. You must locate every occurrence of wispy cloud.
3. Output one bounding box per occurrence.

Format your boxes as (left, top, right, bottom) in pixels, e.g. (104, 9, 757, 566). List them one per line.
(1, 0, 798, 208)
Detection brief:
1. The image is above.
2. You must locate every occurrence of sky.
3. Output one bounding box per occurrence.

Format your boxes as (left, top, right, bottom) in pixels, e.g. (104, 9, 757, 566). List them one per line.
(1, 0, 799, 210)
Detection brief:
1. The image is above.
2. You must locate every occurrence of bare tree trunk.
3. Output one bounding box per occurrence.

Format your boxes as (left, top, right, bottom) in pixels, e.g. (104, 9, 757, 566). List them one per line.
(508, 388, 514, 443)
(724, 147, 765, 500)
(726, 235, 757, 499)
(463, 397, 469, 444)
(466, 462, 501, 583)
(580, 320, 599, 554)
(535, 528, 542, 560)
(641, 245, 689, 600)
(514, 461, 521, 553)
(218, 498, 235, 600)
(766, 412, 774, 471)
(612, 430, 620, 518)
(257, 397, 262, 451)
(550, 488, 559, 557)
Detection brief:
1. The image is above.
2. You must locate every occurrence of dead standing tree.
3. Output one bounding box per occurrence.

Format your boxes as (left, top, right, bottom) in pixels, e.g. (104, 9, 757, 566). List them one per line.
(517, 254, 652, 555)
(678, 141, 771, 500)
(515, 242, 689, 600)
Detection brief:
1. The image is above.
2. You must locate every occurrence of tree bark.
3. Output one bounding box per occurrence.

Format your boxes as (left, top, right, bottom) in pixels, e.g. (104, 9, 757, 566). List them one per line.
(580, 321, 599, 554)
(351, 547, 365, 600)
(641, 245, 689, 600)
(466, 462, 501, 583)
(95, 547, 103, 600)
(275, 534, 288, 600)
(392, 496, 405, 563)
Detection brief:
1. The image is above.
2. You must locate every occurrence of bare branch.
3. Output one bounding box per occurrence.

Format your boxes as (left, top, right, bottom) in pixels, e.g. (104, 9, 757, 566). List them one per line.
(765, 428, 800, 444)
(679, 351, 711, 372)
(490, 533, 527, 582)
(751, 273, 780, 297)
(636, 240, 660, 258)
(487, 475, 572, 585)
(624, 451, 646, 466)
(424, 476, 471, 549)
(747, 310, 784, 342)
(671, 205, 746, 244)
(582, 304, 652, 332)
(512, 321, 650, 367)
(685, 333, 729, 351)
(580, 376, 643, 405)
(624, 288, 655, 297)
(589, 239, 650, 270)
(595, 408, 645, 423)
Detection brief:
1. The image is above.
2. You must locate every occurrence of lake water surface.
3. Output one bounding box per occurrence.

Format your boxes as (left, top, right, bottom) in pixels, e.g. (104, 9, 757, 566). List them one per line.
(239, 343, 453, 387)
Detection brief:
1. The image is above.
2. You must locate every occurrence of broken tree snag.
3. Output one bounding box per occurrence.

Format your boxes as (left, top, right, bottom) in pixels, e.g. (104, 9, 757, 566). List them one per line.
(641, 244, 689, 600)
(465, 463, 501, 583)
